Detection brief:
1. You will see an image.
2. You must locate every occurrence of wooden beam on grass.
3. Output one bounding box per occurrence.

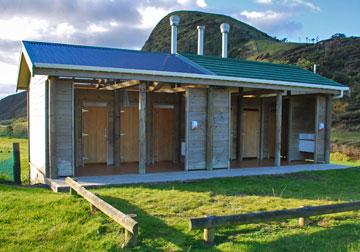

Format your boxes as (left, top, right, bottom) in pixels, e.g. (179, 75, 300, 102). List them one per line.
(65, 177, 138, 247)
(189, 201, 360, 245)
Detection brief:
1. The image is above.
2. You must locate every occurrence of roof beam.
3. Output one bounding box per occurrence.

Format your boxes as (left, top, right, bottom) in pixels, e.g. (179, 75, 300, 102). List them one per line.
(39, 68, 342, 95)
(100, 80, 141, 90)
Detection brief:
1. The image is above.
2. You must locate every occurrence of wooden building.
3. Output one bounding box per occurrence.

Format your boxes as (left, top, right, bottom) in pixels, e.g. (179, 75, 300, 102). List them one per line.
(16, 16, 349, 184)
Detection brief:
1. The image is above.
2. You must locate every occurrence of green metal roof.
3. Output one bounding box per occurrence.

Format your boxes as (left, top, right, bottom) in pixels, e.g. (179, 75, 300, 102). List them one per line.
(183, 53, 346, 88)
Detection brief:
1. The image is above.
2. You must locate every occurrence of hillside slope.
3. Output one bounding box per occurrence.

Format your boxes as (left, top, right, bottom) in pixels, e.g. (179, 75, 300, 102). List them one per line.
(0, 91, 26, 121)
(143, 10, 279, 57)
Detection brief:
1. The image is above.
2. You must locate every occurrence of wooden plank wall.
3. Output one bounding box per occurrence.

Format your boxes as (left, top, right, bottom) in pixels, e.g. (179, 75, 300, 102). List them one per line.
(314, 95, 326, 163)
(185, 88, 207, 170)
(186, 88, 230, 170)
(288, 96, 316, 161)
(212, 88, 230, 169)
(29, 75, 48, 183)
(55, 79, 74, 176)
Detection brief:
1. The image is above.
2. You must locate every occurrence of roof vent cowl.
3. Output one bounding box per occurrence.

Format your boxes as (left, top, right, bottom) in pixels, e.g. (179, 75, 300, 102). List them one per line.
(220, 23, 230, 58)
(197, 25, 205, 56)
(169, 15, 180, 54)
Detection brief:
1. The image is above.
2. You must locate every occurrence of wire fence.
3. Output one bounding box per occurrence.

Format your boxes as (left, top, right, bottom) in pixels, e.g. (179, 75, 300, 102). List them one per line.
(0, 143, 20, 183)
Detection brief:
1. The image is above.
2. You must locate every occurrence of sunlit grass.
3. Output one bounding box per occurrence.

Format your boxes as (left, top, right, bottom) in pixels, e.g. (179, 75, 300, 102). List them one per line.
(1, 167, 360, 251)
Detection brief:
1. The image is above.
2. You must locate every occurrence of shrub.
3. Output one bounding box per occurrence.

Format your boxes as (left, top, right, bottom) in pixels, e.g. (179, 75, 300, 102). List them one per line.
(330, 152, 351, 162)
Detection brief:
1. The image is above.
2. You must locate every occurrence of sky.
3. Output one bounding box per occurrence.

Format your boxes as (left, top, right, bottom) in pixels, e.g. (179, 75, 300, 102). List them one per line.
(0, 0, 359, 98)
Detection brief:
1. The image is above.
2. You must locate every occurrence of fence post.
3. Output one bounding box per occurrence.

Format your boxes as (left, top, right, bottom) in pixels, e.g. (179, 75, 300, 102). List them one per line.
(12, 143, 21, 184)
(203, 228, 215, 245)
(298, 206, 307, 227)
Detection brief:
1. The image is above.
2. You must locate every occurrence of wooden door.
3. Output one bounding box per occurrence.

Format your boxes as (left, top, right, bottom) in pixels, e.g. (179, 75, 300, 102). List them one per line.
(153, 106, 174, 162)
(83, 106, 108, 164)
(242, 110, 260, 158)
(120, 106, 139, 162)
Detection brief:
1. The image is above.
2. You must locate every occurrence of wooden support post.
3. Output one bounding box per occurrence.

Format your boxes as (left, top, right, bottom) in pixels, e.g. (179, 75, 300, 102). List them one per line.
(146, 92, 152, 165)
(298, 205, 307, 227)
(325, 95, 333, 164)
(123, 214, 138, 248)
(139, 83, 147, 174)
(69, 177, 78, 196)
(314, 96, 319, 163)
(275, 92, 282, 167)
(298, 217, 306, 227)
(206, 88, 214, 170)
(12, 143, 21, 184)
(48, 77, 57, 178)
(259, 99, 265, 160)
(203, 228, 215, 245)
(287, 93, 293, 163)
(114, 90, 120, 167)
(236, 88, 243, 160)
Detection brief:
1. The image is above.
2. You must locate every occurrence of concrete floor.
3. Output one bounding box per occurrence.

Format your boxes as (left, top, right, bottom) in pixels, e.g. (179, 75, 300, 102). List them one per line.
(48, 163, 348, 192)
(75, 159, 308, 177)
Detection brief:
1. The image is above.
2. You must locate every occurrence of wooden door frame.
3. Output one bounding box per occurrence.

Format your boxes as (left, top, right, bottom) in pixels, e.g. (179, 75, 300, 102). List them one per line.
(81, 101, 109, 166)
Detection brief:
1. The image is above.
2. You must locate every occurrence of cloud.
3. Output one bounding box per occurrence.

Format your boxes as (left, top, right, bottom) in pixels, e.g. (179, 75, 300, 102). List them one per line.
(196, 0, 208, 8)
(0, 84, 17, 99)
(255, 0, 272, 4)
(238, 10, 302, 35)
(279, 0, 320, 12)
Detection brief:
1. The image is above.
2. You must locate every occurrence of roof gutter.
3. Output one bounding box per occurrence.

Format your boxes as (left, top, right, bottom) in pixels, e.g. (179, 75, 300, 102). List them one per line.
(33, 63, 349, 93)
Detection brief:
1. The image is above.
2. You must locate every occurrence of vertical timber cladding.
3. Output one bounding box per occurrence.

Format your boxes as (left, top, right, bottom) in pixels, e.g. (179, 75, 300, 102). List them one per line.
(211, 88, 231, 168)
(314, 95, 327, 163)
(52, 78, 74, 177)
(185, 88, 230, 170)
(75, 89, 114, 168)
(288, 95, 316, 161)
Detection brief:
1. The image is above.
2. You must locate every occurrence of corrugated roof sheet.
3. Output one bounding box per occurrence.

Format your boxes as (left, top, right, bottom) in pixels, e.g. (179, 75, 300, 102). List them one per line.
(183, 53, 345, 88)
(22, 41, 346, 89)
(22, 41, 207, 75)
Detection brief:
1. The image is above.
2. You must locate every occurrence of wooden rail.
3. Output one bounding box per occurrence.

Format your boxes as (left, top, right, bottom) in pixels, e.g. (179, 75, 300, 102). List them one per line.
(189, 201, 360, 245)
(65, 177, 138, 248)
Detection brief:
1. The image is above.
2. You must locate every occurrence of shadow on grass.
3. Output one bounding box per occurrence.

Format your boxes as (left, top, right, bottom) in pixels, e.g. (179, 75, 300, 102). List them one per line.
(100, 195, 221, 251)
(133, 167, 360, 202)
(220, 223, 360, 251)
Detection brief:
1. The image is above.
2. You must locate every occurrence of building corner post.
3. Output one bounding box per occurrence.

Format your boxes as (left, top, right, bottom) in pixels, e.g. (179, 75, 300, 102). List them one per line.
(48, 77, 57, 178)
(325, 95, 333, 164)
(139, 83, 147, 174)
(274, 92, 282, 167)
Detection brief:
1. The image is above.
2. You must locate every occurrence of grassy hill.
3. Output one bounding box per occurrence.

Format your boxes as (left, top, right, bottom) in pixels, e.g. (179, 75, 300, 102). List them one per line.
(143, 11, 359, 130)
(0, 91, 26, 121)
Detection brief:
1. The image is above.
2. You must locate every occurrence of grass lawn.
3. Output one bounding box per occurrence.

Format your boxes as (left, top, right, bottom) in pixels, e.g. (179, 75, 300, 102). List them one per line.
(1, 167, 360, 251)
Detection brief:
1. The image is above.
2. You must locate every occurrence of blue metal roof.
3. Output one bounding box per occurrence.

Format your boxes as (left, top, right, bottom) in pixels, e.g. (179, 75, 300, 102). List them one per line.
(19, 40, 347, 91)
(22, 41, 207, 75)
